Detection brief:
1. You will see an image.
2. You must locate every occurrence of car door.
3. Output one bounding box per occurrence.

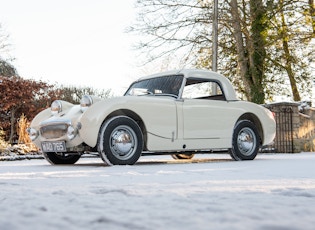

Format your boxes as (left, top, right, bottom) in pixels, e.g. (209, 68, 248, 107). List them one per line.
(125, 74, 184, 140)
(181, 79, 235, 140)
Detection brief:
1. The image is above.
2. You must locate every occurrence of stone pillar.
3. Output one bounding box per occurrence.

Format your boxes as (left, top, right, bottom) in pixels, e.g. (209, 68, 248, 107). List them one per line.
(298, 107, 315, 152)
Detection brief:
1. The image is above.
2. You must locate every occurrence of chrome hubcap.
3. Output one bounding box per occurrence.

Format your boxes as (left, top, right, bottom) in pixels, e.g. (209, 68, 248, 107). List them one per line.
(237, 127, 256, 156)
(110, 125, 137, 160)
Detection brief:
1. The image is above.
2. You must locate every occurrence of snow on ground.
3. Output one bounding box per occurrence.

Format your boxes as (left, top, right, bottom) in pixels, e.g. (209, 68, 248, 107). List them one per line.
(1, 152, 315, 230)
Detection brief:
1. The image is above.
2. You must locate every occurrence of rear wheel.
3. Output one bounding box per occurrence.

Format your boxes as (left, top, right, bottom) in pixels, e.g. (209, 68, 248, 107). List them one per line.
(98, 116, 143, 165)
(43, 152, 81, 165)
(229, 120, 260, 161)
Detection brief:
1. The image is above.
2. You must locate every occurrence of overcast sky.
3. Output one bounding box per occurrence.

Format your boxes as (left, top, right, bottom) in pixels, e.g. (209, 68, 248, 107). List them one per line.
(0, 0, 143, 95)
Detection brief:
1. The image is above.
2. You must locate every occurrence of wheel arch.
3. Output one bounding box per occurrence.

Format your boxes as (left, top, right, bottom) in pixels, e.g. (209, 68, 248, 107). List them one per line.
(237, 113, 263, 145)
(102, 109, 148, 150)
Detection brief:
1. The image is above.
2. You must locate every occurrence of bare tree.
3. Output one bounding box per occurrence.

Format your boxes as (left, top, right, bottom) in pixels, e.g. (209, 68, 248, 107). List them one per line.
(129, 0, 209, 65)
(228, 0, 268, 103)
(130, 0, 314, 103)
(56, 85, 112, 104)
(0, 24, 17, 77)
(0, 59, 17, 77)
(265, 0, 314, 101)
(130, 0, 270, 103)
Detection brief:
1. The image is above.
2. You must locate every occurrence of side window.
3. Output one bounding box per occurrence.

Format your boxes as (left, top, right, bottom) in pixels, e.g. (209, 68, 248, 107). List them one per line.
(182, 79, 225, 100)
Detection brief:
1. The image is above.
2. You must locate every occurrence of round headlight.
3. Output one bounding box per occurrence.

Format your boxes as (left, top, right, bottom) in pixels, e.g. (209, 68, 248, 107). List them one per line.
(27, 128, 38, 141)
(51, 100, 62, 115)
(80, 95, 93, 112)
(67, 125, 77, 140)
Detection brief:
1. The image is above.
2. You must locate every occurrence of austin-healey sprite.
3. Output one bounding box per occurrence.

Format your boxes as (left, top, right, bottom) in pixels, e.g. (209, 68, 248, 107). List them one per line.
(28, 69, 276, 165)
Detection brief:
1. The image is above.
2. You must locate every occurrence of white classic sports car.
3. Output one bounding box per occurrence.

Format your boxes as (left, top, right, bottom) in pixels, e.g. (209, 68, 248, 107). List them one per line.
(28, 69, 276, 165)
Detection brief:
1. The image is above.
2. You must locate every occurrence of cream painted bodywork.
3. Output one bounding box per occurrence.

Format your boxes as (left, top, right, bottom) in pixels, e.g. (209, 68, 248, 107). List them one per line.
(79, 96, 178, 148)
(79, 96, 275, 151)
(30, 104, 85, 149)
(30, 69, 276, 153)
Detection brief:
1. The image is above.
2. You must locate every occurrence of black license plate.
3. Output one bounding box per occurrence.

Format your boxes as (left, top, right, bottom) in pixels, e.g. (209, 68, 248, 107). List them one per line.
(41, 141, 66, 152)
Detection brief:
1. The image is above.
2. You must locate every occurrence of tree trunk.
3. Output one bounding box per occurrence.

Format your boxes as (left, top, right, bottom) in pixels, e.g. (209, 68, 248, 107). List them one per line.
(8, 108, 16, 144)
(248, 0, 267, 104)
(280, 0, 301, 101)
(309, 0, 315, 36)
(230, 0, 267, 104)
(230, 0, 251, 100)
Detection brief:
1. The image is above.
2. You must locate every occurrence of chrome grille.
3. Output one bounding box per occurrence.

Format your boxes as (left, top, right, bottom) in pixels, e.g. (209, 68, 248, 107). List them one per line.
(40, 124, 68, 139)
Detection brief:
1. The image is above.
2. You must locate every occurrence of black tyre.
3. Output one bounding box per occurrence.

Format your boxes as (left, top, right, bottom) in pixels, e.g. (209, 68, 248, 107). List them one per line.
(43, 152, 81, 165)
(229, 120, 260, 161)
(171, 153, 195, 160)
(98, 116, 143, 165)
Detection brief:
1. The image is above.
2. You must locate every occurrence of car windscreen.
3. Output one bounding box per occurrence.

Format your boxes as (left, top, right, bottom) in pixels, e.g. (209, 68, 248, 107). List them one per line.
(125, 75, 184, 98)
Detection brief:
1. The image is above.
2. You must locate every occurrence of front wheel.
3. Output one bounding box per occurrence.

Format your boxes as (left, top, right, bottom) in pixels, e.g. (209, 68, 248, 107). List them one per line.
(43, 152, 81, 165)
(98, 116, 143, 165)
(229, 120, 260, 161)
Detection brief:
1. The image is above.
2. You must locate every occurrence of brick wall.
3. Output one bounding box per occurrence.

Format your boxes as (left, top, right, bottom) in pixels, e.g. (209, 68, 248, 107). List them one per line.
(297, 106, 315, 152)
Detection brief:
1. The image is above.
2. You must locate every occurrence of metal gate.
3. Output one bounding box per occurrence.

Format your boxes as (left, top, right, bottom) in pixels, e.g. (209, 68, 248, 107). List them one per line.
(273, 107, 294, 153)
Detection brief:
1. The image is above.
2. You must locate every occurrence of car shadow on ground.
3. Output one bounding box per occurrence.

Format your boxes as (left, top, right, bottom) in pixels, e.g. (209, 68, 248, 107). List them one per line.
(71, 156, 233, 167)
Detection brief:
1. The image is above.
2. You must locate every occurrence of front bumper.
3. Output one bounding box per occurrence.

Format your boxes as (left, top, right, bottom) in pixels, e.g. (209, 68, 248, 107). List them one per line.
(29, 118, 85, 152)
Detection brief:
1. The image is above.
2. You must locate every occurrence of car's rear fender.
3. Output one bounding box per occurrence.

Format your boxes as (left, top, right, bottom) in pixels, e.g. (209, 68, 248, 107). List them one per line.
(234, 105, 276, 146)
(237, 113, 263, 144)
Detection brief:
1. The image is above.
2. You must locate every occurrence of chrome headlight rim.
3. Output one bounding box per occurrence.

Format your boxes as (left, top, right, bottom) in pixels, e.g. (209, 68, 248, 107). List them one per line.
(51, 100, 62, 115)
(80, 95, 93, 112)
(67, 125, 77, 140)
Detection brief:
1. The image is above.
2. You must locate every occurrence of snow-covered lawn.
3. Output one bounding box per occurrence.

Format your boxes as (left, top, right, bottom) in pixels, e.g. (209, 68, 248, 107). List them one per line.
(1, 153, 315, 230)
